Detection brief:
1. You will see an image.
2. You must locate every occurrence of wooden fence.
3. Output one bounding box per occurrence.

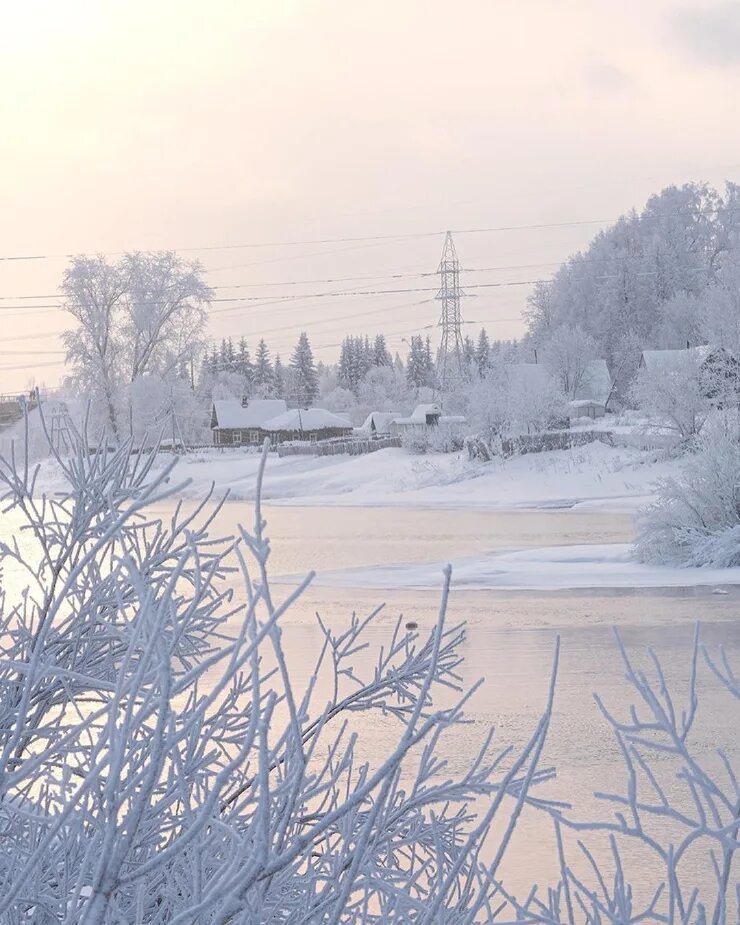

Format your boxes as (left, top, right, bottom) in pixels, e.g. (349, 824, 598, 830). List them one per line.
(467, 429, 615, 461)
(277, 436, 401, 458)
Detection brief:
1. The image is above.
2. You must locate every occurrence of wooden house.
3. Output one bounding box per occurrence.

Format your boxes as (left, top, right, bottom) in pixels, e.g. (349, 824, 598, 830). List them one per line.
(261, 408, 353, 443)
(210, 398, 288, 446)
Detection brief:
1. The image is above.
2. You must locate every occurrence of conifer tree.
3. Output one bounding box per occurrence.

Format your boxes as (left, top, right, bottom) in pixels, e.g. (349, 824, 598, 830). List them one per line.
(237, 337, 253, 382)
(273, 353, 285, 398)
(290, 331, 319, 405)
(373, 334, 392, 367)
(476, 328, 491, 375)
(253, 339, 274, 396)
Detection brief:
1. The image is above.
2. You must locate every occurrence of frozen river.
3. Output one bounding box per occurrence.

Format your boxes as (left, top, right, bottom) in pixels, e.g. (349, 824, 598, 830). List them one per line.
(156, 500, 740, 902)
(4, 497, 739, 904)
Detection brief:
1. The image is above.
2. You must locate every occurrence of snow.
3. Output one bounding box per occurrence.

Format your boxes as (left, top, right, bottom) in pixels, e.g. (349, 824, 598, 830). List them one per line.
(640, 345, 711, 373)
(297, 543, 740, 592)
(391, 403, 442, 425)
(147, 441, 677, 512)
(262, 407, 353, 432)
(211, 399, 287, 429)
(357, 411, 402, 434)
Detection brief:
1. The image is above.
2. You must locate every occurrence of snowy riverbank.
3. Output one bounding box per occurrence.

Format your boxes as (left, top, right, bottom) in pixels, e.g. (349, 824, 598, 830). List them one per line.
(136, 441, 678, 512)
(295, 542, 740, 592)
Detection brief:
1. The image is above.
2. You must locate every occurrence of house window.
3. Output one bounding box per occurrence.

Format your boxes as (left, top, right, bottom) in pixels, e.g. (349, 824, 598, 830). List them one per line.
(250, 431, 260, 444)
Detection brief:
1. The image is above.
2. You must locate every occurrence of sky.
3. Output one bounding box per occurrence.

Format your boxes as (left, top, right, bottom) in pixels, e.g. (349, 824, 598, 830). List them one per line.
(2, 0, 740, 393)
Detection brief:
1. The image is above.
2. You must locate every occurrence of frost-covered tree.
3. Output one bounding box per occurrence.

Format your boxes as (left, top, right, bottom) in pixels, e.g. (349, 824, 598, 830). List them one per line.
(253, 338, 275, 397)
(273, 352, 285, 398)
(631, 349, 709, 437)
(122, 251, 210, 382)
(236, 336, 253, 383)
(61, 256, 128, 439)
(463, 355, 566, 442)
(542, 324, 600, 399)
(475, 328, 491, 375)
(526, 182, 738, 389)
(462, 335, 476, 373)
(289, 330, 319, 405)
(406, 335, 435, 391)
(61, 252, 211, 439)
(700, 262, 740, 357)
(372, 333, 392, 367)
(636, 412, 740, 566)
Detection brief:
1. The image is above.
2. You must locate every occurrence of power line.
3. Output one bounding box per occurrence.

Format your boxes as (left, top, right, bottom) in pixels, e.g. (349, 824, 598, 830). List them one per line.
(0, 359, 62, 372)
(3, 204, 740, 263)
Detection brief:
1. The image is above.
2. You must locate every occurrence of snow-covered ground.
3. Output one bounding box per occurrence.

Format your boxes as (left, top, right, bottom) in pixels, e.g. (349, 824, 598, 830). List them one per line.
(295, 543, 740, 592)
(135, 441, 677, 512)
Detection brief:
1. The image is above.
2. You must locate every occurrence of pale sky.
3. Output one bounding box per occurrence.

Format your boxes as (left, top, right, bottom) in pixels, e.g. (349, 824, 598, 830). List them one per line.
(2, 0, 740, 392)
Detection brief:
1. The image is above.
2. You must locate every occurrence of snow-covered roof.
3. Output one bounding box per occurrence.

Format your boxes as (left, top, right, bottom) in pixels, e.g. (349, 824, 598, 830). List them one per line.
(409, 403, 442, 422)
(569, 399, 604, 409)
(574, 359, 611, 404)
(393, 405, 466, 426)
(639, 346, 712, 373)
(212, 399, 287, 429)
(262, 408, 354, 432)
(358, 411, 403, 432)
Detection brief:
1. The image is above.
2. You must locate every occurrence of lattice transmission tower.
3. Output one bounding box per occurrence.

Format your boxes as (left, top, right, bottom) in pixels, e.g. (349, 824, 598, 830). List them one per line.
(435, 231, 465, 391)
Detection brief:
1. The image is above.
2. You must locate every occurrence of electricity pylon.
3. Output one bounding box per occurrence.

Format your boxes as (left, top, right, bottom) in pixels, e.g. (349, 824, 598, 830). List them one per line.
(436, 231, 465, 391)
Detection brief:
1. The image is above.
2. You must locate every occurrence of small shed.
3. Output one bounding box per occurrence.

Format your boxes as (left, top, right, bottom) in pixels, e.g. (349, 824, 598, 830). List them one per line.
(211, 398, 288, 446)
(568, 399, 605, 422)
(358, 411, 403, 436)
(390, 404, 466, 435)
(262, 408, 354, 444)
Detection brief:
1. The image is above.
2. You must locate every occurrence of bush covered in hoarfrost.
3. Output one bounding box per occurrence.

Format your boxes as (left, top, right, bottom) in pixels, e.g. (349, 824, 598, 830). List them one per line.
(636, 413, 740, 566)
(0, 426, 738, 922)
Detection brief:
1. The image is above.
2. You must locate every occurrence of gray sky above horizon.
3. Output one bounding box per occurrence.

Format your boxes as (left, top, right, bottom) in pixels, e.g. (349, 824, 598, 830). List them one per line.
(2, 0, 740, 392)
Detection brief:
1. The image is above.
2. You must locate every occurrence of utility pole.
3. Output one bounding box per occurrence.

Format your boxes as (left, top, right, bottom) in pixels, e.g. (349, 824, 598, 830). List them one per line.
(436, 231, 465, 392)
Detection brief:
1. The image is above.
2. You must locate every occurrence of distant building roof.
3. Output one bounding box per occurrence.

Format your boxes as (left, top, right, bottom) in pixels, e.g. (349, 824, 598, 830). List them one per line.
(212, 399, 287, 430)
(568, 399, 604, 409)
(639, 346, 713, 374)
(262, 408, 354, 432)
(358, 411, 403, 433)
(392, 404, 466, 426)
(392, 403, 442, 425)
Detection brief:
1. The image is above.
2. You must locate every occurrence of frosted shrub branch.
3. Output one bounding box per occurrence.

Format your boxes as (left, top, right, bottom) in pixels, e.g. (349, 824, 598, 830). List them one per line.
(0, 426, 737, 922)
(0, 431, 559, 923)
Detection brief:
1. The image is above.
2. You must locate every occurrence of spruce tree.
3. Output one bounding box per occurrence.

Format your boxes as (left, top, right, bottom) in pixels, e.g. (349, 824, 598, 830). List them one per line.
(463, 335, 476, 370)
(406, 336, 427, 389)
(373, 334, 392, 367)
(253, 339, 274, 396)
(273, 353, 285, 398)
(290, 331, 319, 406)
(237, 337, 253, 382)
(476, 328, 491, 375)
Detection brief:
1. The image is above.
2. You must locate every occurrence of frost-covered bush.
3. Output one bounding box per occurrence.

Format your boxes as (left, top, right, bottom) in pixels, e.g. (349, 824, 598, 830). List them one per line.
(400, 426, 464, 454)
(636, 413, 740, 566)
(631, 349, 709, 438)
(0, 427, 737, 922)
